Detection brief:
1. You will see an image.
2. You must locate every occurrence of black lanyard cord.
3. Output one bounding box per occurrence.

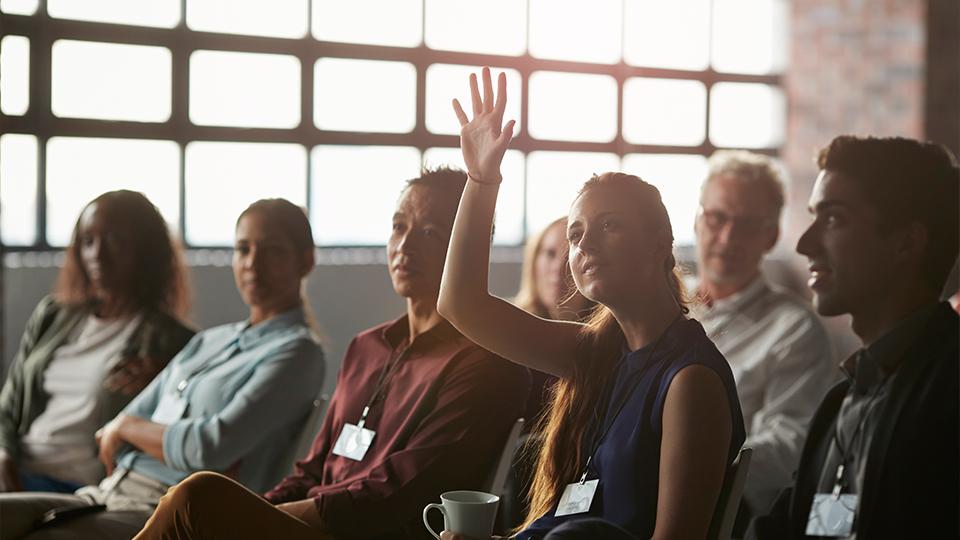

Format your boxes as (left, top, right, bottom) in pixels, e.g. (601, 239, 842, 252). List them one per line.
(357, 343, 413, 428)
(577, 314, 683, 483)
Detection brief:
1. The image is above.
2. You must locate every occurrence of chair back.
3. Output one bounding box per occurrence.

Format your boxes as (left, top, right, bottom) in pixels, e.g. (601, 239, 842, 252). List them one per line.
(483, 418, 525, 498)
(270, 394, 329, 483)
(707, 446, 753, 540)
(294, 394, 330, 461)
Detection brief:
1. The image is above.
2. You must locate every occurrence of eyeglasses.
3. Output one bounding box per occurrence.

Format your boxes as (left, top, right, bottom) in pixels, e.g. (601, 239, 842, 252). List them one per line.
(698, 207, 777, 233)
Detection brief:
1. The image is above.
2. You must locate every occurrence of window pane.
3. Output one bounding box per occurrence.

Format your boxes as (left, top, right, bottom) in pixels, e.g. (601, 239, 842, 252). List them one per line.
(528, 71, 618, 142)
(712, 0, 788, 74)
(314, 58, 415, 133)
(185, 142, 307, 246)
(48, 0, 180, 28)
(311, 145, 421, 245)
(1, 36, 29, 115)
(624, 0, 709, 70)
(190, 50, 300, 129)
(187, 0, 308, 38)
(423, 147, 525, 245)
(424, 0, 526, 56)
(623, 78, 706, 146)
(46, 137, 180, 247)
(529, 0, 621, 64)
(621, 154, 707, 246)
(425, 64, 522, 136)
(1, 134, 38, 245)
(709, 82, 785, 148)
(526, 151, 621, 233)
(52, 40, 171, 122)
(313, 0, 422, 47)
(1, 0, 38, 15)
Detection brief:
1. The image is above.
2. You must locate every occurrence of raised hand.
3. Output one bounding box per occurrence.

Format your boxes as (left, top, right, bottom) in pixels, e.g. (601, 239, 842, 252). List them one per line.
(452, 66, 516, 185)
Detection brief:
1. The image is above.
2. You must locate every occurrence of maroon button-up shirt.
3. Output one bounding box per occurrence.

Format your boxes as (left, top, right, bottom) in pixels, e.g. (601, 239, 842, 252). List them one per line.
(265, 316, 530, 539)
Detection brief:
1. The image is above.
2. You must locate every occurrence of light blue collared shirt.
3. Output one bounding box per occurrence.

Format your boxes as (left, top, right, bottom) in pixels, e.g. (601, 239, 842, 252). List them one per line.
(117, 307, 325, 492)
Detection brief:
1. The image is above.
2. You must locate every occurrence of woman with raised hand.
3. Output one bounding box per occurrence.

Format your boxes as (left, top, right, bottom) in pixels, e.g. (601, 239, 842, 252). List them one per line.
(505, 217, 596, 529)
(0, 190, 194, 495)
(0, 198, 325, 540)
(437, 67, 745, 540)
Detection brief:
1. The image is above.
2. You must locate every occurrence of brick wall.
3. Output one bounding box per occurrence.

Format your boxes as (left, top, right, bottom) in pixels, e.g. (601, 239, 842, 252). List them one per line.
(783, 0, 928, 246)
(781, 0, 938, 356)
(925, 0, 960, 157)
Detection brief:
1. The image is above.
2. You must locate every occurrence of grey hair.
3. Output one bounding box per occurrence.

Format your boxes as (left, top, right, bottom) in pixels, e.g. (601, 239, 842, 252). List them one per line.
(703, 150, 786, 220)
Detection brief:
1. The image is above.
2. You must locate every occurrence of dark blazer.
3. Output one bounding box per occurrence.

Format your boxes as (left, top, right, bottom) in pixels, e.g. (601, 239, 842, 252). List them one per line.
(749, 302, 959, 539)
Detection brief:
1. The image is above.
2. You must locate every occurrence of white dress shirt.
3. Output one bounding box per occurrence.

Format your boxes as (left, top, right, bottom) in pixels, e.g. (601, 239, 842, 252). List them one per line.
(693, 275, 837, 513)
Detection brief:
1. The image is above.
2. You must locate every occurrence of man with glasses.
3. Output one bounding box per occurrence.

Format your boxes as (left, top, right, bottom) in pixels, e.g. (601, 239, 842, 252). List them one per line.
(692, 151, 835, 524)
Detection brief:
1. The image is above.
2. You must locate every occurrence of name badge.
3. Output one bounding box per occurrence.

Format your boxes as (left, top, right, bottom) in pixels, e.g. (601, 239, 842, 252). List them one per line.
(555, 479, 599, 517)
(332, 423, 376, 461)
(152, 393, 187, 424)
(806, 493, 858, 537)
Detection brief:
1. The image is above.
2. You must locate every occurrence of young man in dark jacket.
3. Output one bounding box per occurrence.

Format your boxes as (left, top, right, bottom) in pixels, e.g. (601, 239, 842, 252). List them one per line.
(749, 135, 959, 539)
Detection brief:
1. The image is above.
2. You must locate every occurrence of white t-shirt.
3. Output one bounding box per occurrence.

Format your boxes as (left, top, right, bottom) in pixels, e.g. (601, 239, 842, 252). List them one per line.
(20, 312, 142, 485)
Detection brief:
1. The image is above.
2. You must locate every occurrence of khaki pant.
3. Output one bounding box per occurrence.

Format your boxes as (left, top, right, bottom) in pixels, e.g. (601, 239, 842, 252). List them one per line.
(135, 472, 327, 540)
(0, 468, 167, 540)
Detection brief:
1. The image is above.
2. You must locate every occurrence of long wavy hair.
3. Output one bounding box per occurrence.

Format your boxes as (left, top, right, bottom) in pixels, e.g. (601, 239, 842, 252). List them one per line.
(54, 190, 189, 318)
(519, 172, 689, 531)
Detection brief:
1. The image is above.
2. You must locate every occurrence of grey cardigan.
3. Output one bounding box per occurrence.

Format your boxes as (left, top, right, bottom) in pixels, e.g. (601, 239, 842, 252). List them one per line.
(0, 295, 195, 461)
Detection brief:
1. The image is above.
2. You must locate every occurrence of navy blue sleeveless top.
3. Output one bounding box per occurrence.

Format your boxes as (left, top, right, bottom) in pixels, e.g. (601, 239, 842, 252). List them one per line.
(517, 317, 746, 540)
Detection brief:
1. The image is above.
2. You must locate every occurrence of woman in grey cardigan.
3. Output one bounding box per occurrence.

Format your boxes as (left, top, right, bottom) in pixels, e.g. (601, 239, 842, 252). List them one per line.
(0, 190, 194, 494)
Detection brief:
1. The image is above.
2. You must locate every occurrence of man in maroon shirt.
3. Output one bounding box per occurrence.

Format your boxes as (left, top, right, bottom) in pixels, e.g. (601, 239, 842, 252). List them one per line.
(134, 168, 530, 540)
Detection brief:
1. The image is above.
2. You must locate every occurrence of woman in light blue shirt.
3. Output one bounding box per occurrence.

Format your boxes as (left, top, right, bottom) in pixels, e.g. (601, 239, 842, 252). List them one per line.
(0, 199, 326, 540)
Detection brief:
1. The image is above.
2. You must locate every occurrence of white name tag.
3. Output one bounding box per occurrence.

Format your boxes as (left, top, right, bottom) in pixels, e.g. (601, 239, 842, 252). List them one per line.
(806, 493, 858, 537)
(555, 479, 599, 517)
(331, 423, 376, 461)
(151, 393, 187, 424)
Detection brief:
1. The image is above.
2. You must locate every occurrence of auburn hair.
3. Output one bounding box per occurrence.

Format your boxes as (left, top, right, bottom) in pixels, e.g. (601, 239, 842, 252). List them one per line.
(55, 190, 189, 318)
(519, 172, 689, 531)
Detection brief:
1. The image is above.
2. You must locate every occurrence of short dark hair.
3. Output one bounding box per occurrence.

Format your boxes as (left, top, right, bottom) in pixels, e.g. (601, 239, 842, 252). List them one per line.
(401, 166, 468, 204)
(817, 135, 960, 292)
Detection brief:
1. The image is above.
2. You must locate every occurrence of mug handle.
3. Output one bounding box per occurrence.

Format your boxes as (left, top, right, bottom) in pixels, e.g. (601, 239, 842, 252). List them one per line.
(422, 503, 447, 540)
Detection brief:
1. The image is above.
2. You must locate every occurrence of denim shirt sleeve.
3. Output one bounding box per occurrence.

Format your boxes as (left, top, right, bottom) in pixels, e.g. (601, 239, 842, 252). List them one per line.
(161, 336, 323, 472)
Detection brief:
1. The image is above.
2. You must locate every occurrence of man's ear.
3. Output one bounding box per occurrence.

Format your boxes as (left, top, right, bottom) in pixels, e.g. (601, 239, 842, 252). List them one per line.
(893, 222, 928, 264)
(762, 224, 780, 254)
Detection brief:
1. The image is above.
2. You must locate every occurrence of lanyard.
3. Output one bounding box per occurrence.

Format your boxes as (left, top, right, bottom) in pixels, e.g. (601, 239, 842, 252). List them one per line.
(175, 338, 242, 398)
(355, 342, 414, 429)
(576, 314, 682, 484)
(829, 356, 890, 497)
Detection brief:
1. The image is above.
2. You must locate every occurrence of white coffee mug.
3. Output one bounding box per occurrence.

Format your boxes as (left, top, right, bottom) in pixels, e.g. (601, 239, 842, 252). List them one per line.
(422, 490, 500, 540)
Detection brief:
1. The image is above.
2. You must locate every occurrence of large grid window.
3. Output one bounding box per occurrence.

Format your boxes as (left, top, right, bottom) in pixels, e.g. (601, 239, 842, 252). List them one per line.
(0, 0, 786, 249)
